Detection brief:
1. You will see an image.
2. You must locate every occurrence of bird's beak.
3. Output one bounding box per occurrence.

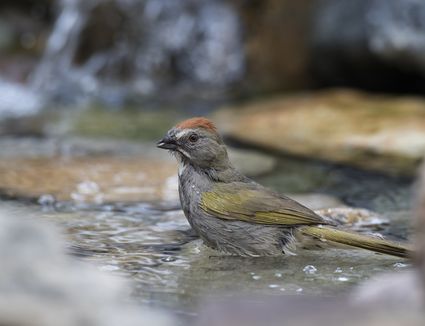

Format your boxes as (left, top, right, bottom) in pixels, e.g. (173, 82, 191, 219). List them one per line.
(157, 135, 177, 150)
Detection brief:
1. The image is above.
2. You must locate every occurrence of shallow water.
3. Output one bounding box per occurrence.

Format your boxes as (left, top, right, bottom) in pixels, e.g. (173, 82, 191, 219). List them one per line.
(2, 199, 410, 318)
(0, 147, 414, 318)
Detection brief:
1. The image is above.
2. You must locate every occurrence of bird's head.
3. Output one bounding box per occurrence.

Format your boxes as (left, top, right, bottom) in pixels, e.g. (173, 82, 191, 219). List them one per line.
(157, 117, 231, 170)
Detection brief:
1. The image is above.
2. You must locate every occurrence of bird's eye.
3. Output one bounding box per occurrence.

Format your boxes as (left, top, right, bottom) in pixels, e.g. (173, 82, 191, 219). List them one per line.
(189, 134, 199, 143)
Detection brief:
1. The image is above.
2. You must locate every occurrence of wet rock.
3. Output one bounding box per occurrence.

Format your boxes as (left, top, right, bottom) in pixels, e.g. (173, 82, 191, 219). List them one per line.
(0, 207, 174, 326)
(0, 137, 178, 205)
(311, 0, 425, 93)
(0, 155, 177, 205)
(216, 89, 425, 175)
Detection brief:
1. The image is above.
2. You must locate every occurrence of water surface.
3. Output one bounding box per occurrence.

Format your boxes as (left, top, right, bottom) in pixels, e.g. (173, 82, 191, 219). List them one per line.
(0, 150, 413, 318)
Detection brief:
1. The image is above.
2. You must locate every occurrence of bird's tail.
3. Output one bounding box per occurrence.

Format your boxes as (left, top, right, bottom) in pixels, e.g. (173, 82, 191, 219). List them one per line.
(299, 226, 412, 258)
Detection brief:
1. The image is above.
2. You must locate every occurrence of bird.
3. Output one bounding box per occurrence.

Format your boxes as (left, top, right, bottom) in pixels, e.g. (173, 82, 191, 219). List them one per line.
(157, 117, 411, 258)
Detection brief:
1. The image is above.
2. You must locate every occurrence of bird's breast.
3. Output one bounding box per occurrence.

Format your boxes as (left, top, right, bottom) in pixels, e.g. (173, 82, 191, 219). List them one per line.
(178, 168, 205, 223)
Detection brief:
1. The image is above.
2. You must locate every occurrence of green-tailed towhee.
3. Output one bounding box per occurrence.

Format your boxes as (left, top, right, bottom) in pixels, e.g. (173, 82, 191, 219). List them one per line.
(157, 117, 411, 258)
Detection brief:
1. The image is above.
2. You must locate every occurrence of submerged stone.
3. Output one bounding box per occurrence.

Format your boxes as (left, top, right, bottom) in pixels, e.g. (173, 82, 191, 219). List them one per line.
(216, 89, 425, 175)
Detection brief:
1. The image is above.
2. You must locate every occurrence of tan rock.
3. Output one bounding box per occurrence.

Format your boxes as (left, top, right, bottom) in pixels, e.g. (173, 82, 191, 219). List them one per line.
(0, 156, 178, 205)
(216, 89, 425, 175)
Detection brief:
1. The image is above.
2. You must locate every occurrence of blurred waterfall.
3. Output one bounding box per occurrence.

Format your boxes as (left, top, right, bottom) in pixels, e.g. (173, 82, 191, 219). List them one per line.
(31, 0, 101, 105)
(30, 0, 244, 106)
(0, 78, 43, 119)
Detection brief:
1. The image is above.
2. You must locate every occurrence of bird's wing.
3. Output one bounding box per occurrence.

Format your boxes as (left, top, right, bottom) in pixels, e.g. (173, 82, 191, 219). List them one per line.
(200, 182, 327, 226)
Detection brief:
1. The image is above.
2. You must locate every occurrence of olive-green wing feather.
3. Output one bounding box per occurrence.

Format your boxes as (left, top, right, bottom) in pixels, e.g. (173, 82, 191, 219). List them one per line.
(200, 182, 327, 226)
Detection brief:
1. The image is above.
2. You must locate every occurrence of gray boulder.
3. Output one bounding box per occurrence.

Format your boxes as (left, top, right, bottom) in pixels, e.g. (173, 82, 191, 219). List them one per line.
(0, 207, 174, 326)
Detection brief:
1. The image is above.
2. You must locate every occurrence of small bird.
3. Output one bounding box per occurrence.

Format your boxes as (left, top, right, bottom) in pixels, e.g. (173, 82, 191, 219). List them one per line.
(157, 117, 411, 258)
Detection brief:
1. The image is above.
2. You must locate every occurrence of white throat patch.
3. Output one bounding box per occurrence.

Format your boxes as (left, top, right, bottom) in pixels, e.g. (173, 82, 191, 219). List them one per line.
(178, 163, 186, 176)
(178, 148, 191, 159)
